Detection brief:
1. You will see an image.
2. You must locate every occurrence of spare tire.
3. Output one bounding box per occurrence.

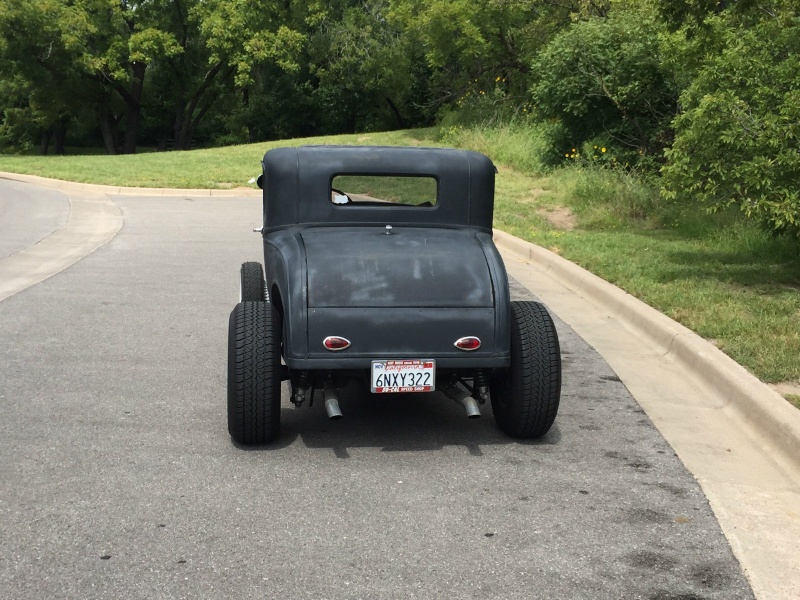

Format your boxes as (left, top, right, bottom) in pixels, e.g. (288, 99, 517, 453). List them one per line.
(239, 262, 266, 302)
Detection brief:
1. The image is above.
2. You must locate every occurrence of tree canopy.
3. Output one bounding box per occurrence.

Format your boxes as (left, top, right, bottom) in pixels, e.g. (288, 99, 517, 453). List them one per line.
(0, 0, 797, 232)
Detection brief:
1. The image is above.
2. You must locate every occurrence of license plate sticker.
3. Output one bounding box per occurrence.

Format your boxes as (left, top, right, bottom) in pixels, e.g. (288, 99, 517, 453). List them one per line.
(371, 360, 436, 393)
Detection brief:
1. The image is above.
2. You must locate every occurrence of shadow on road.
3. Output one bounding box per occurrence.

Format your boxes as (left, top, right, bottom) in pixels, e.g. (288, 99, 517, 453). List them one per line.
(233, 383, 562, 457)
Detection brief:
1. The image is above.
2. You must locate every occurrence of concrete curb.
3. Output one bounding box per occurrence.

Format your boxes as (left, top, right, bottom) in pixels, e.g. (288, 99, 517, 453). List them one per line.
(0, 171, 262, 198)
(493, 229, 800, 468)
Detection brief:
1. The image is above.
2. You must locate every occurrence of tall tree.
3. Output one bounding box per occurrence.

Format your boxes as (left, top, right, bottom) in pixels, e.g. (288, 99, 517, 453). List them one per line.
(193, 0, 309, 143)
(388, 0, 603, 116)
(309, 1, 421, 133)
(70, 0, 183, 153)
(0, 0, 92, 153)
(141, 0, 230, 150)
(0, 0, 183, 154)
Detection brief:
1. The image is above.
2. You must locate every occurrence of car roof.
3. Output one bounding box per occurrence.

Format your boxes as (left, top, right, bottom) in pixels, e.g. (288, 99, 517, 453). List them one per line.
(260, 145, 496, 231)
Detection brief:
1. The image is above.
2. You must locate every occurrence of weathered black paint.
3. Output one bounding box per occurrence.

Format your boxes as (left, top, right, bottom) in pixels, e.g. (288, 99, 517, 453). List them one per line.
(261, 145, 496, 232)
(302, 227, 493, 308)
(260, 145, 510, 371)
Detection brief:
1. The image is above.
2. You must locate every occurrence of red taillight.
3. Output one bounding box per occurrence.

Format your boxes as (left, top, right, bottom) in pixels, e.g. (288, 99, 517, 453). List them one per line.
(454, 336, 481, 351)
(323, 336, 351, 351)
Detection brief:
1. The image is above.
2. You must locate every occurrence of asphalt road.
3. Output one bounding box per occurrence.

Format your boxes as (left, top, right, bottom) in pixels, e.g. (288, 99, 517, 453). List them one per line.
(0, 183, 755, 599)
(0, 179, 69, 259)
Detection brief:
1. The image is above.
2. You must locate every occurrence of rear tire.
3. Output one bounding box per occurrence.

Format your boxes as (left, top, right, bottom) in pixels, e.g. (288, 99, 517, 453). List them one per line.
(491, 301, 561, 438)
(240, 262, 266, 302)
(227, 301, 282, 444)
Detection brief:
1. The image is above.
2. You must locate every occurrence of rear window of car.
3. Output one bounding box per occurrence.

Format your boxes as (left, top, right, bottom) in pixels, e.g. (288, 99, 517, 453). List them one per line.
(331, 175, 437, 207)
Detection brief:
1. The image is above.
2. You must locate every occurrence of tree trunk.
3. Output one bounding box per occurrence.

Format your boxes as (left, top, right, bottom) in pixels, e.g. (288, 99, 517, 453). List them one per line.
(40, 131, 51, 156)
(243, 88, 257, 143)
(173, 62, 228, 150)
(346, 112, 358, 134)
(52, 121, 68, 155)
(174, 113, 192, 150)
(385, 96, 407, 129)
(121, 61, 147, 154)
(97, 101, 119, 155)
(170, 99, 186, 150)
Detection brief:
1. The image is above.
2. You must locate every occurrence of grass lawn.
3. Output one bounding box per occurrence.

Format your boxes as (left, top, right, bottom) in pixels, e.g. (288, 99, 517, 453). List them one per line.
(490, 162, 800, 390)
(0, 130, 433, 189)
(1, 128, 798, 403)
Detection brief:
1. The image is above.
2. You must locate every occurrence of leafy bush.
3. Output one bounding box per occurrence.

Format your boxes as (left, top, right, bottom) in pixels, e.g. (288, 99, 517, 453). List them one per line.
(661, 13, 800, 235)
(529, 8, 678, 167)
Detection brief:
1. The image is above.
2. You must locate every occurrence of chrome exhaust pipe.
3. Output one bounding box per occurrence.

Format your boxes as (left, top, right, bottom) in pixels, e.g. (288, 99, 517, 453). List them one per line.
(443, 384, 482, 419)
(458, 395, 482, 419)
(323, 381, 343, 420)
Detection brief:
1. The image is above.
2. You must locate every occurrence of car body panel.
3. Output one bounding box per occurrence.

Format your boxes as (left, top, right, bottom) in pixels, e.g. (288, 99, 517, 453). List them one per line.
(302, 227, 493, 308)
(260, 145, 510, 371)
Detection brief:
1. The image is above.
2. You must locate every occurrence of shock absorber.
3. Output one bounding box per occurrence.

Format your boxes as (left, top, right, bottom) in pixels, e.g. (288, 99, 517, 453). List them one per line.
(473, 369, 490, 404)
(291, 370, 311, 406)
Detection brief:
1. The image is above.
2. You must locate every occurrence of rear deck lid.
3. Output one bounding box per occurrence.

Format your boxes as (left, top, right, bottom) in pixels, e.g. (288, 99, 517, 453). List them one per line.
(301, 227, 493, 308)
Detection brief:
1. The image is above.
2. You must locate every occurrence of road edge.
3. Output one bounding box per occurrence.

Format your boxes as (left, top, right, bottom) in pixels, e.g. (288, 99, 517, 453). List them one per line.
(0, 189, 123, 303)
(0, 171, 262, 197)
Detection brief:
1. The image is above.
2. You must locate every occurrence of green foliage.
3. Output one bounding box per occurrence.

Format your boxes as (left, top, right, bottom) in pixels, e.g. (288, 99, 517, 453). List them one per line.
(0, 0, 80, 151)
(438, 118, 563, 175)
(661, 10, 800, 235)
(128, 26, 183, 65)
(389, 0, 584, 117)
(656, 0, 738, 30)
(564, 164, 665, 229)
(0, 0, 191, 153)
(529, 7, 678, 166)
(309, 1, 421, 132)
(0, 0, 796, 248)
(196, 0, 307, 88)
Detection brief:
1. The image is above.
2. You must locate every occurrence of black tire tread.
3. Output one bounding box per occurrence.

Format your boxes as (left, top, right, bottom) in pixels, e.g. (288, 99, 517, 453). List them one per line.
(240, 262, 266, 302)
(491, 300, 561, 438)
(227, 301, 281, 444)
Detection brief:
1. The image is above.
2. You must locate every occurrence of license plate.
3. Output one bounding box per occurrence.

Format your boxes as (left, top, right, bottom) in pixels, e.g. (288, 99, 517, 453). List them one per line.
(371, 360, 436, 393)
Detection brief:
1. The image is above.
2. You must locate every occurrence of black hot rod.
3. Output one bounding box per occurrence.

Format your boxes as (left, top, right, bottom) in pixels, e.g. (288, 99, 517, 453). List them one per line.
(227, 145, 561, 444)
